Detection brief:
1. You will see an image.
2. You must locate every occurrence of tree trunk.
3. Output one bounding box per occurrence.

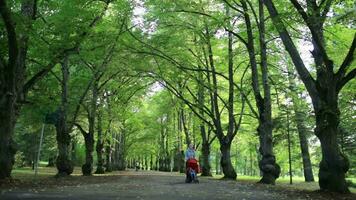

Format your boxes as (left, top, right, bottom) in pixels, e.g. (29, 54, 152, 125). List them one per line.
(287, 110, 293, 184)
(173, 149, 180, 172)
(71, 139, 77, 165)
(179, 150, 185, 173)
(150, 154, 153, 170)
(117, 132, 126, 170)
(201, 140, 212, 176)
(56, 57, 73, 177)
(95, 114, 105, 174)
(295, 112, 315, 182)
(0, 0, 35, 180)
(95, 141, 105, 174)
(287, 67, 315, 182)
(262, 0, 353, 192)
(215, 150, 220, 175)
(55, 119, 73, 176)
(82, 78, 98, 176)
(240, 0, 280, 184)
(257, 119, 280, 184)
(105, 140, 113, 172)
(316, 105, 349, 193)
(219, 138, 236, 179)
(82, 133, 94, 176)
(0, 106, 17, 179)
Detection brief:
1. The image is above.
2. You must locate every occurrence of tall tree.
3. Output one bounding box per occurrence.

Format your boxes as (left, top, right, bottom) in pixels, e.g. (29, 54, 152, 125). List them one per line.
(0, 0, 37, 180)
(0, 0, 112, 179)
(286, 63, 314, 182)
(263, 0, 355, 193)
(236, 0, 280, 184)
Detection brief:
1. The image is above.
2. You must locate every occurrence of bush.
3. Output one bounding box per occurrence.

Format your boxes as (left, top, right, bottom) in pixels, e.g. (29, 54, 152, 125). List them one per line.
(14, 151, 26, 168)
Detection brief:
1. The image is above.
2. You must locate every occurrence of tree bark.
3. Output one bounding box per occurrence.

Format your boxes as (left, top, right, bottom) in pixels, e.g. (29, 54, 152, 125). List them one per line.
(105, 139, 113, 172)
(201, 139, 212, 176)
(257, 118, 280, 184)
(0, 106, 17, 179)
(82, 133, 94, 176)
(219, 137, 236, 179)
(115, 132, 126, 170)
(95, 113, 105, 174)
(287, 68, 314, 182)
(316, 103, 349, 193)
(55, 56, 73, 177)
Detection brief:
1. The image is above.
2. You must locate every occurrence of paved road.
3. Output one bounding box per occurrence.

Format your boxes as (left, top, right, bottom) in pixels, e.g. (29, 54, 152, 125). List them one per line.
(0, 170, 351, 200)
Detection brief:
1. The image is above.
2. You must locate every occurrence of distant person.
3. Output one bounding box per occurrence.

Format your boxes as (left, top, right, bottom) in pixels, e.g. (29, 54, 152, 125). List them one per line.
(185, 143, 196, 161)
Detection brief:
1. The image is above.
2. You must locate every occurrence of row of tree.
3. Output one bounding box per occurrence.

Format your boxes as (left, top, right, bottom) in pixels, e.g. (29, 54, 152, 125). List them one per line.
(124, 0, 355, 193)
(0, 0, 355, 194)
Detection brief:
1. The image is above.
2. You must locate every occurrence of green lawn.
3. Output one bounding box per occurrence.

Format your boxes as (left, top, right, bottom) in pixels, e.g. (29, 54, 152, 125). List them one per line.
(212, 174, 356, 193)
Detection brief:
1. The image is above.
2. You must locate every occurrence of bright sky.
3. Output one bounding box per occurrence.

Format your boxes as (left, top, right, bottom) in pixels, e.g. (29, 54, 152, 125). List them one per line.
(132, 0, 146, 27)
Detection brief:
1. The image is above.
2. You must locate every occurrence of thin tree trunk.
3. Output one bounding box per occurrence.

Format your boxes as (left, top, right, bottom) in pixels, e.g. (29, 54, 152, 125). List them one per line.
(215, 150, 220, 175)
(105, 139, 113, 172)
(287, 110, 293, 184)
(287, 67, 314, 182)
(95, 113, 105, 174)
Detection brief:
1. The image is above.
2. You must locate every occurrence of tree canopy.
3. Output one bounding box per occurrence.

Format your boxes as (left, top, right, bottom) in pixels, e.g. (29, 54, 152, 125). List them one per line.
(0, 0, 355, 194)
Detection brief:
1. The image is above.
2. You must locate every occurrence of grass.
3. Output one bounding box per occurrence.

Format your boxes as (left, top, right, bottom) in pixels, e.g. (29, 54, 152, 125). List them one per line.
(12, 167, 81, 176)
(212, 174, 356, 193)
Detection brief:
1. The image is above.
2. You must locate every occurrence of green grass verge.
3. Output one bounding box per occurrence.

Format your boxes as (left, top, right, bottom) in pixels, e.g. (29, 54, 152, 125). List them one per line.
(212, 174, 356, 193)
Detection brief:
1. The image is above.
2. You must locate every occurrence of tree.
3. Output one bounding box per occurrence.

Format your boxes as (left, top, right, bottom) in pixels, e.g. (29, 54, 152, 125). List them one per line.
(0, 0, 112, 179)
(227, 0, 281, 184)
(286, 62, 314, 182)
(263, 0, 355, 193)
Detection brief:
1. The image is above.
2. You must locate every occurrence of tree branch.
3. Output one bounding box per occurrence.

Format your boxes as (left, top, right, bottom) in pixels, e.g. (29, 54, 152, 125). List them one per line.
(23, 57, 62, 94)
(263, 0, 319, 107)
(0, 0, 18, 68)
(74, 122, 88, 136)
(320, 0, 333, 21)
(69, 78, 94, 131)
(336, 33, 356, 79)
(338, 68, 356, 92)
(289, 0, 332, 70)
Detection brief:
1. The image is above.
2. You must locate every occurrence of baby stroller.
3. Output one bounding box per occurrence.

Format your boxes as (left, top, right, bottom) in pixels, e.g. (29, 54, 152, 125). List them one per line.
(185, 158, 199, 183)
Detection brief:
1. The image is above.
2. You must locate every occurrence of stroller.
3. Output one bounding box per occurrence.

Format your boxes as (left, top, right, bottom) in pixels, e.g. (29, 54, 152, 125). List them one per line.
(185, 158, 199, 183)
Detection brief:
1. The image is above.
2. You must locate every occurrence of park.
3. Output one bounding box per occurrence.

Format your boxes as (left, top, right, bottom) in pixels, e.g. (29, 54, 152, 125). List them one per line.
(0, 0, 355, 199)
